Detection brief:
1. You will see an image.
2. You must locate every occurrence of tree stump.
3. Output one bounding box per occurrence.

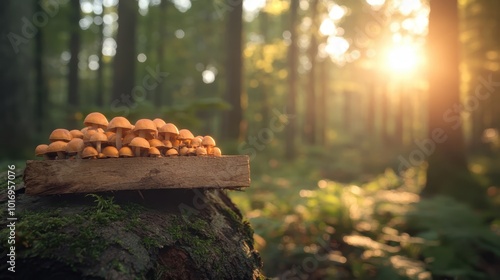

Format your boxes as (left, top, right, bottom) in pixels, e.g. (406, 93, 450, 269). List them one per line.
(0, 168, 266, 280)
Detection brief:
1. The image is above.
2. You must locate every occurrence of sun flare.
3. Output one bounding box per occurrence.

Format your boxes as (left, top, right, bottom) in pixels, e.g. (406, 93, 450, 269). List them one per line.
(386, 44, 421, 72)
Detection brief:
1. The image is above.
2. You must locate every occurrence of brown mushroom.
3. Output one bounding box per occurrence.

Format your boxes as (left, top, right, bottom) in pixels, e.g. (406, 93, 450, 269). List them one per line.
(159, 123, 179, 142)
(84, 112, 109, 130)
(178, 129, 194, 147)
(47, 141, 68, 160)
(69, 129, 84, 139)
(202, 136, 216, 155)
(83, 128, 104, 144)
(66, 138, 85, 158)
(162, 140, 173, 150)
(90, 131, 107, 153)
(152, 118, 167, 139)
(196, 146, 207, 156)
(102, 146, 119, 158)
(148, 147, 161, 157)
(133, 119, 157, 140)
(82, 146, 99, 159)
(122, 131, 137, 146)
(108, 116, 132, 149)
(190, 137, 202, 148)
(166, 148, 179, 156)
(213, 147, 222, 157)
(149, 139, 167, 155)
(179, 146, 189, 156)
(35, 144, 50, 160)
(129, 137, 150, 157)
(119, 146, 134, 158)
(49, 128, 72, 142)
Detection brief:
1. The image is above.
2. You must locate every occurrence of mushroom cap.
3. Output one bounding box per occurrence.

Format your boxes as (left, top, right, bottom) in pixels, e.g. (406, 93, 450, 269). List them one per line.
(105, 131, 115, 139)
(90, 131, 108, 143)
(69, 129, 84, 139)
(149, 139, 166, 148)
(162, 140, 173, 149)
(202, 136, 216, 147)
(122, 132, 137, 146)
(152, 118, 167, 130)
(196, 146, 207, 156)
(190, 137, 202, 148)
(178, 129, 194, 140)
(108, 116, 132, 132)
(213, 147, 222, 157)
(47, 141, 68, 154)
(66, 138, 85, 154)
(108, 133, 117, 144)
(179, 146, 189, 156)
(166, 148, 179, 156)
(82, 146, 98, 158)
(133, 119, 157, 134)
(129, 137, 150, 149)
(148, 147, 161, 156)
(83, 128, 104, 143)
(35, 144, 49, 157)
(49, 128, 72, 142)
(84, 112, 109, 129)
(159, 123, 179, 135)
(102, 146, 119, 158)
(119, 146, 134, 157)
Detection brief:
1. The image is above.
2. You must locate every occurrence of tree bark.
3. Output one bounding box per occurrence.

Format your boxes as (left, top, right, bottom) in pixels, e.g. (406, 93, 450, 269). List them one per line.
(0, 182, 265, 279)
(423, 0, 487, 208)
(285, 0, 299, 160)
(222, 1, 244, 141)
(111, 0, 137, 102)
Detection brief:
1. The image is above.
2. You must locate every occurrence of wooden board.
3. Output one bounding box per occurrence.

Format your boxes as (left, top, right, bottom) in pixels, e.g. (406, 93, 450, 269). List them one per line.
(23, 156, 250, 196)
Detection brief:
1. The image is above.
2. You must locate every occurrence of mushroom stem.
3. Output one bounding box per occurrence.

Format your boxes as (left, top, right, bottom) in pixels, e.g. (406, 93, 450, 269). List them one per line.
(96, 142, 102, 153)
(135, 147, 141, 157)
(116, 128, 123, 150)
(139, 131, 145, 139)
(57, 152, 65, 160)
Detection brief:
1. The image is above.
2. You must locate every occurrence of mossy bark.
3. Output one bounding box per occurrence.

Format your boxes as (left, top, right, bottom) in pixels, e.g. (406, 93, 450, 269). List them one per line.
(0, 178, 266, 280)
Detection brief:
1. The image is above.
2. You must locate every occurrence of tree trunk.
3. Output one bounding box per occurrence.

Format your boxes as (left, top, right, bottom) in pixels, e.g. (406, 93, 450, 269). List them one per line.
(0, 1, 34, 158)
(259, 11, 270, 127)
(365, 72, 376, 138)
(343, 91, 352, 135)
(111, 0, 137, 102)
(304, 0, 318, 145)
(0, 178, 265, 279)
(318, 59, 328, 146)
(96, 1, 105, 107)
(155, 0, 168, 108)
(222, 1, 244, 141)
(68, 0, 81, 108)
(285, 0, 299, 160)
(423, 0, 487, 208)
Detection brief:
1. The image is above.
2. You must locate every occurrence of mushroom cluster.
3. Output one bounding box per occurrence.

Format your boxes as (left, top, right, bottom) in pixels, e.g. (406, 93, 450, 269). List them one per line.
(35, 112, 223, 160)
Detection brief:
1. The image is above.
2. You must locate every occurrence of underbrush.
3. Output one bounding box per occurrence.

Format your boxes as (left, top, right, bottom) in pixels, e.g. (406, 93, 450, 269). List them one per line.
(231, 153, 500, 279)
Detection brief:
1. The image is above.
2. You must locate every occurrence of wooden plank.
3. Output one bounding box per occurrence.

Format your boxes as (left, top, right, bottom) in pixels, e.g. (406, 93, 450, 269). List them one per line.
(23, 156, 250, 196)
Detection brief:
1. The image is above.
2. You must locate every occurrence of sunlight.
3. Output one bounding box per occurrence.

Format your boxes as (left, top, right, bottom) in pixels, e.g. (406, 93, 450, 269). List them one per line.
(329, 4, 346, 21)
(319, 19, 336, 36)
(386, 44, 420, 73)
(243, 0, 266, 13)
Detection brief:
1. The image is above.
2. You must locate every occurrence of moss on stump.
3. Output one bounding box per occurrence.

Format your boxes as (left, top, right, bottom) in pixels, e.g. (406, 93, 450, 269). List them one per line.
(0, 185, 266, 280)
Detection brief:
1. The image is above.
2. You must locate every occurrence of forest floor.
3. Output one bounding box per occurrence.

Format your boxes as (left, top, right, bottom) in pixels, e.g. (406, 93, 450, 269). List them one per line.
(229, 148, 500, 279)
